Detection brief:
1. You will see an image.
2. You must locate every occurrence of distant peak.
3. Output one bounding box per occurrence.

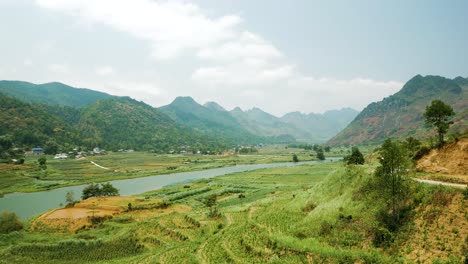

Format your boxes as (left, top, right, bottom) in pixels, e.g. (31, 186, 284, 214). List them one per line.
(204, 101, 226, 111)
(231, 107, 243, 112)
(172, 96, 197, 104)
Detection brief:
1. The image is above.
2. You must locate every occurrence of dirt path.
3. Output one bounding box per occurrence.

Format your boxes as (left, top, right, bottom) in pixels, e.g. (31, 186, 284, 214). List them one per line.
(413, 178, 466, 189)
(90, 161, 110, 170)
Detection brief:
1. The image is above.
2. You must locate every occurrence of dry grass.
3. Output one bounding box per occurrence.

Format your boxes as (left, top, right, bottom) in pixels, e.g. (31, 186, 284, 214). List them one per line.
(402, 193, 467, 263)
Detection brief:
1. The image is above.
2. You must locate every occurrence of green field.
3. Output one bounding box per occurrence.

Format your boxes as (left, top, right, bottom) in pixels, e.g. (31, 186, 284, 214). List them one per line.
(0, 145, 345, 196)
(1, 160, 464, 263)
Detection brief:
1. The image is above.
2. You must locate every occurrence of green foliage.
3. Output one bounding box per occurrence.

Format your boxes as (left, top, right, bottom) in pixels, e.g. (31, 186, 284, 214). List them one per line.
(374, 139, 411, 227)
(0, 211, 23, 234)
(81, 183, 120, 200)
(424, 99, 455, 146)
(316, 147, 325, 160)
(7, 237, 143, 262)
(65, 191, 75, 207)
(0, 80, 112, 107)
(345, 147, 364, 165)
(292, 154, 299, 163)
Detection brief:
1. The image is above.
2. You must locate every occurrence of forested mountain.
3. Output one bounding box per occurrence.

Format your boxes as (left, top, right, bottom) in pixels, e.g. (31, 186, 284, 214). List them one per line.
(328, 75, 468, 145)
(280, 108, 359, 142)
(0, 93, 80, 149)
(0, 81, 112, 107)
(77, 97, 221, 151)
(160, 97, 272, 144)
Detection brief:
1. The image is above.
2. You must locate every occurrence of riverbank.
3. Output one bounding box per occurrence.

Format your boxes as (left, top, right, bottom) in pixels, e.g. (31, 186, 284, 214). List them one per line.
(0, 159, 340, 220)
(1, 146, 345, 197)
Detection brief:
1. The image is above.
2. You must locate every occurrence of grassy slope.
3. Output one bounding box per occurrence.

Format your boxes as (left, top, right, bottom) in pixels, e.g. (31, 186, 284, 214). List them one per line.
(1, 160, 465, 263)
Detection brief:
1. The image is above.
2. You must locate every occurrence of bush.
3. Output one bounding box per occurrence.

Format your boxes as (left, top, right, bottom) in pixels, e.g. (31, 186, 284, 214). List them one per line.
(373, 226, 393, 247)
(345, 147, 364, 165)
(302, 201, 317, 213)
(0, 211, 23, 234)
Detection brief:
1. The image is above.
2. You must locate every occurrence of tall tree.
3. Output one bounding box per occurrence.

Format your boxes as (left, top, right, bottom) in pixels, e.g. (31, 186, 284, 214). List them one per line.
(423, 100, 455, 147)
(375, 139, 411, 225)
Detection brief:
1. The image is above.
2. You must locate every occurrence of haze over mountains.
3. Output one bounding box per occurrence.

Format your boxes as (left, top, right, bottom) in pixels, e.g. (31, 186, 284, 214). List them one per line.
(328, 75, 468, 145)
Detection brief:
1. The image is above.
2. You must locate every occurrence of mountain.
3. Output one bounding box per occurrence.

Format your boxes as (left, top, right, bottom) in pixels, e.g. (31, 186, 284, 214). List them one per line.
(77, 97, 218, 151)
(0, 93, 80, 148)
(0, 80, 112, 107)
(280, 108, 359, 142)
(328, 75, 468, 145)
(230, 107, 313, 141)
(204, 101, 226, 112)
(160, 97, 269, 144)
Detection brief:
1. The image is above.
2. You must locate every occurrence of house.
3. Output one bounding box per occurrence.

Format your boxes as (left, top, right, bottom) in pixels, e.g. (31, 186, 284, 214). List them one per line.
(32, 147, 44, 155)
(54, 153, 68, 159)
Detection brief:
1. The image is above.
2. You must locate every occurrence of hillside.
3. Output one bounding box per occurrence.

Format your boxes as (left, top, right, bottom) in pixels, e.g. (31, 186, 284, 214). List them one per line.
(77, 97, 216, 151)
(0, 80, 112, 107)
(328, 75, 468, 145)
(281, 108, 359, 142)
(0, 93, 80, 148)
(416, 138, 468, 184)
(160, 97, 270, 144)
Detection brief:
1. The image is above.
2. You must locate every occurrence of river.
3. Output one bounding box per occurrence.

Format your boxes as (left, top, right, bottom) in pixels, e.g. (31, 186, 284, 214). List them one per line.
(0, 158, 340, 220)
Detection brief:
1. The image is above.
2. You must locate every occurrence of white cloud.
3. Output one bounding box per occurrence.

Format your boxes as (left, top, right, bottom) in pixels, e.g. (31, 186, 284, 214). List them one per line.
(36, 0, 242, 59)
(95, 65, 114, 76)
(23, 59, 33, 67)
(35, 0, 404, 115)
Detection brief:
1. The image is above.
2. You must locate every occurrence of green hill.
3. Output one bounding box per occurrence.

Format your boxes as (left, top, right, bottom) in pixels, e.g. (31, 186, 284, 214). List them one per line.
(0, 80, 112, 107)
(160, 97, 270, 144)
(77, 97, 220, 151)
(328, 75, 468, 145)
(0, 93, 80, 148)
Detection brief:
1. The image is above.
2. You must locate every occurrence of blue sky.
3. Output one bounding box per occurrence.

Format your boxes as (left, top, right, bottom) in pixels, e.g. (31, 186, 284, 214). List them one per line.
(0, 0, 467, 115)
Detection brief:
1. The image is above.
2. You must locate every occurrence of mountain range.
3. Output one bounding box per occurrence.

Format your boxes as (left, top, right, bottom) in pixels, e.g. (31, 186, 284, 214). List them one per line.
(327, 75, 468, 145)
(0, 80, 358, 153)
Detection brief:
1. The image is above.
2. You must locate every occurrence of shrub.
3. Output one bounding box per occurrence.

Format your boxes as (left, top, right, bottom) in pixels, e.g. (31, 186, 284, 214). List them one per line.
(373, 226, 393, 247)
(0, 211, 23, 234)
(302, 201, 317, 213)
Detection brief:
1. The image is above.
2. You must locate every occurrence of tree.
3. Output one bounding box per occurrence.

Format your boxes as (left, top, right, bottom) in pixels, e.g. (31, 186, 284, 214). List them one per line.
(101, 182, 120, 196)
(65, 191, 75, 206)
(324, 146, 331, 152)
(375, 139, 411, 226)
(424, 100, 455, 147)
(292, 154, 299, 163)
(0, 211, 23, 234)
(81, 183, 120, 200)
(38, 157, 47, 170)
(316, 147, 325, 160)
(346, 147, 364, 165)
(81, 183, 102, 200)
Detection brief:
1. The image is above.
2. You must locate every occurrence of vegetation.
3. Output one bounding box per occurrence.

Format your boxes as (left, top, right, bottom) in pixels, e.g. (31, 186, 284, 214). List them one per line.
(316, 147, 325, 160)
(82, 183, 119, 200)
(345, 147, 364, 165)
(0, 211, 23, 234)
(1, 159, 464, 263)
(292, 154, 299, 162)
(374, 139, 411, 227)
(424, 99, 456, 146)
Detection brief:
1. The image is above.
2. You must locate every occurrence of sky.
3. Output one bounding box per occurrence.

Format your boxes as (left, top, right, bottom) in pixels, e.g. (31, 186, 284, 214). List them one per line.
(0, 0, 467, 116)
